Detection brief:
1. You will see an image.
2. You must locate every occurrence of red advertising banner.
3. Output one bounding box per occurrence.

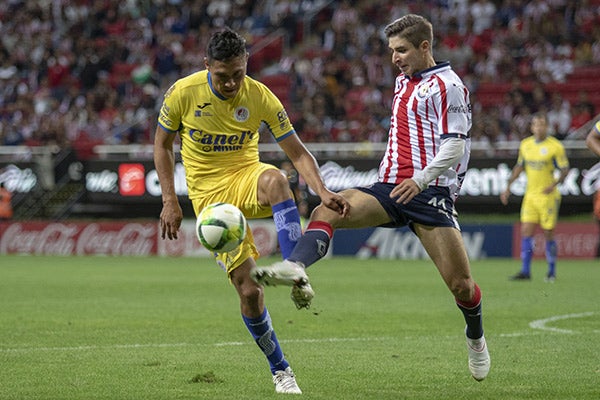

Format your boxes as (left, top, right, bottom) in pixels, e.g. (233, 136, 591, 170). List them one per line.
(0, 220, 280, 257)
(0, 221, 158, 256)
(1, 220, 596, 258)
(511, 222, 599, 259)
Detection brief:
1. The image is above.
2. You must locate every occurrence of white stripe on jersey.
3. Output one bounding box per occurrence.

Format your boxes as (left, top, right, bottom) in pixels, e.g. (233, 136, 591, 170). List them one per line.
(379, 63, 472, 197)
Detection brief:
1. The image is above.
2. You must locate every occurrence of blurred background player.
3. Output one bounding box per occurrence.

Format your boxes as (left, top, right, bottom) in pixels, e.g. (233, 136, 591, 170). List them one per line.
(500, 112, 570, 282)
(585, 120, 600, 156)
(585, 119, 600, 257)
(253, 14, 490, 382)
(153, 28, 348, 394)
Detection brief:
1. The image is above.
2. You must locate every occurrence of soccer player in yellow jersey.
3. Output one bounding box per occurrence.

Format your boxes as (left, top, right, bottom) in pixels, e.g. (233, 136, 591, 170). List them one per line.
(153, 29, 348, 394)
(500, 112, 570, 282)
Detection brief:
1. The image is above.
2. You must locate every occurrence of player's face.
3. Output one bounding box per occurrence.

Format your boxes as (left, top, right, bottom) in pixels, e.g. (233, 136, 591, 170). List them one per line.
(388, 35, 431, 78)
(531, 115, 549, 140)
(206, 53, 248, 99)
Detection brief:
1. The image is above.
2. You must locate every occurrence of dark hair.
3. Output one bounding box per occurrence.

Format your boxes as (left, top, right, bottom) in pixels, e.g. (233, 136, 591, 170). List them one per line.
(384, 14, 433, 49)
(531, 111, 548, 122)
(206, 29, 247, 62)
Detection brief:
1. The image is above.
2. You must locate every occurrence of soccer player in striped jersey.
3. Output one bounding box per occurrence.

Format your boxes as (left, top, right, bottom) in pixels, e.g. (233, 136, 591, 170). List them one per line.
(253, 14, 490, 382)
(154, 29, 348, 394)
(501, 112, 570, 281)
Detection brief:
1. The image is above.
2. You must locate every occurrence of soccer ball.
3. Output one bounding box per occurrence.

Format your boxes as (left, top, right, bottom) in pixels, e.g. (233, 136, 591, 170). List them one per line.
(195, 202, 247, 253)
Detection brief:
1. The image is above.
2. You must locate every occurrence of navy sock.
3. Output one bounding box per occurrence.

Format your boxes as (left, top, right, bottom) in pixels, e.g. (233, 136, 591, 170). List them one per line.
(546, 240, 557, 276)
(288, 221, 333, 268)
(272, 199, 302, 259)
(521, 236, 534, 275)
(242, 308, 289, 374)
(456, 284, 484, 339)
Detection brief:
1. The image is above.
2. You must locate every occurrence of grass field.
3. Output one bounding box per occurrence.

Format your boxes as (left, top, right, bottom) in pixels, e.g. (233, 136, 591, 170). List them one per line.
(1, 255, 598, 400)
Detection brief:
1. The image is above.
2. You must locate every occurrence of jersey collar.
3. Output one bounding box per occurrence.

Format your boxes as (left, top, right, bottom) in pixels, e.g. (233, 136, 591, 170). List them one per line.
(406, 61, 451, 80)
(207, 72, 228, 100)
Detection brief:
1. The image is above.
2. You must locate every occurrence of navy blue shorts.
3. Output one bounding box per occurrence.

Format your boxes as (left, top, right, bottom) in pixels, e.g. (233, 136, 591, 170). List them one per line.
(357, 183, 460, 230)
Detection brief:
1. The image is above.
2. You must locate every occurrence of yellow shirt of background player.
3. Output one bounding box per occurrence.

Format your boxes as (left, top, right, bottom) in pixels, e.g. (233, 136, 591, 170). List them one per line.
(158, 69, 295, 199)
(516, 135, 569, 198)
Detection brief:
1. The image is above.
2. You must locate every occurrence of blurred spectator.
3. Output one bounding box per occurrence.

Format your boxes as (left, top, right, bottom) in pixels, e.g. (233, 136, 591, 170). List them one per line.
(547, 93, 572, 139)
(469, 0, 496, 35)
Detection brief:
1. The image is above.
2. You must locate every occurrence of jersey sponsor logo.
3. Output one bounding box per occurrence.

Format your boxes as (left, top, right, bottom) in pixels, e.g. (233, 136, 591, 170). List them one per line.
(188, 129, 255, 152)
(277, 109, 289, 123)
(194, 110, 213, 117)
(448, 104, 471, 114)
(195, 103, 213, 117)
(234, 106, 249, 122)
(159, 104, 172, 128)
(164, 84, 175, 99)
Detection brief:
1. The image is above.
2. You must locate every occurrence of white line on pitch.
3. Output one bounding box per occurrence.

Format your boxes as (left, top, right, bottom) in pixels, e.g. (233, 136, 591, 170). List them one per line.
(529, 311, 596, 334)
(0, 337, 394, 354)
(214, 336, 394, 347)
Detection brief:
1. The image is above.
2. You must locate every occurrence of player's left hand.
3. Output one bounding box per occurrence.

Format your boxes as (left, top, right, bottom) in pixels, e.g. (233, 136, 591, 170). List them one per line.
(390, 179, 421, 204)
(321, 190, 350, 217)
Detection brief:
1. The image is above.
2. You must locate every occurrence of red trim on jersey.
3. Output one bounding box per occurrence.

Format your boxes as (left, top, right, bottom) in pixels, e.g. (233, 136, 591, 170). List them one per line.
(437, 75, 449, 135)
(413, 94, 427, 169)
(306, 221, 333, 238)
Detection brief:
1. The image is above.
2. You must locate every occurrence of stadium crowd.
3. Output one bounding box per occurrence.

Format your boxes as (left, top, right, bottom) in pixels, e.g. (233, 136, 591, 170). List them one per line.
(0, 0, 599, 154)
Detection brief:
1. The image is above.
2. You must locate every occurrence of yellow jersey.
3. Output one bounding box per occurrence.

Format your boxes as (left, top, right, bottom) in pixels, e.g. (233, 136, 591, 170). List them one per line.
(158, 70, 295, 198)
(517, 135, 569, 196)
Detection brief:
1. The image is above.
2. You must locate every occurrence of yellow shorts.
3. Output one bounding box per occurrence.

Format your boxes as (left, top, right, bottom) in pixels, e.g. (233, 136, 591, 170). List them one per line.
(190, 162, 279, 277)
(520, 193, 561, 230)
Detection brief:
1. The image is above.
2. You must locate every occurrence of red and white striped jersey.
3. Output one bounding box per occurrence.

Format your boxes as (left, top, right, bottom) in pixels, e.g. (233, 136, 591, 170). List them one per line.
(378, 62, 472, 199)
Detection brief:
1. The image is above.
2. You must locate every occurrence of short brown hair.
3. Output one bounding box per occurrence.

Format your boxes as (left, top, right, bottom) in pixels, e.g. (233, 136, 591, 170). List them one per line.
(384, 14, 433, 49)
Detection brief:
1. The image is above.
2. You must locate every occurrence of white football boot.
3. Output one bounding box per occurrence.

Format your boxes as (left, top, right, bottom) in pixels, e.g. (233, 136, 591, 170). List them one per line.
(466, 334, 490, 381)
(251, 260, 314, 309)
(251, 260, 309, 287)
(273, 367, 302, 394)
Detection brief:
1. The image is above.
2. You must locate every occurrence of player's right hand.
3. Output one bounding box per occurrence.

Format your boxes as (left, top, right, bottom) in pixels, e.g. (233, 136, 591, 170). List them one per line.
(321, 190, 350, 217)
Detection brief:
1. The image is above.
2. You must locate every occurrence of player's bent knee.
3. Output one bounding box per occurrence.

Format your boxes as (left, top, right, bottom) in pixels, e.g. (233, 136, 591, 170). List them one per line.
(259, 169, 293, 202)
(449, 278, 474, 301)
(311, 203, 342, 225)
(236, 282, 263, 306)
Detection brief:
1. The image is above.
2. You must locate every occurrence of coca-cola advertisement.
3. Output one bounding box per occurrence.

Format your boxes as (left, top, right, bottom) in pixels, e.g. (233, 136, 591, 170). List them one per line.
(0, 221, 157, 256)
(0, 219, 280, 257)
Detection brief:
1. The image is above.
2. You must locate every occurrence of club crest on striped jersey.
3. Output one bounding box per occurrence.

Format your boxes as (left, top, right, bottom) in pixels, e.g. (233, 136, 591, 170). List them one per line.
(418, 81, 435, 98)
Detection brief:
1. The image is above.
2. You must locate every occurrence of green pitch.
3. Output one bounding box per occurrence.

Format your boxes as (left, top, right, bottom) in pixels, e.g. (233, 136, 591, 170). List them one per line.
(1, 255, 598, 400)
